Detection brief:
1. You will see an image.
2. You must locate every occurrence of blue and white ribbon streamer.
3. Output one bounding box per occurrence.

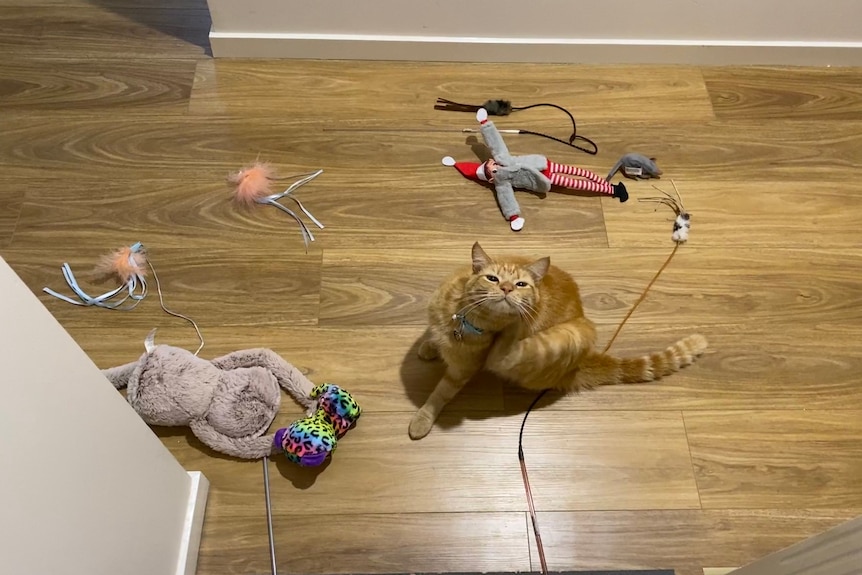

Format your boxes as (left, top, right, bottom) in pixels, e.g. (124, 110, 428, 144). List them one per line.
(43, 242, 148, 310)
(257, 169, 324, 250)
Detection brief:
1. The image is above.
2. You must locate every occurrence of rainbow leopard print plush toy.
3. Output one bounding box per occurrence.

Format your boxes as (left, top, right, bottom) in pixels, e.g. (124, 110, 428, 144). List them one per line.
(273, 383, 361, 467)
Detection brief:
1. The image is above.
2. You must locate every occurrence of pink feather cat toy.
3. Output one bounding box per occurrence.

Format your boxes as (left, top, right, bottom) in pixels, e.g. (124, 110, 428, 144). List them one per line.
(228, 161, 325, 250)
(43, 242, 205, 354)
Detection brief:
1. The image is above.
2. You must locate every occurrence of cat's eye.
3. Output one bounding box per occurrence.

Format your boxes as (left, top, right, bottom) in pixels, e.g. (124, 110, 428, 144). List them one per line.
(485, 275, 499, 283)
(516, 281, 528, 287)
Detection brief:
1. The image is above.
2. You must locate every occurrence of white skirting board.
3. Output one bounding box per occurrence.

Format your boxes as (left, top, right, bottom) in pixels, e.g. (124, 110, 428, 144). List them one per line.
(208, 33, 862, 66)
(176, 471, 210, 575)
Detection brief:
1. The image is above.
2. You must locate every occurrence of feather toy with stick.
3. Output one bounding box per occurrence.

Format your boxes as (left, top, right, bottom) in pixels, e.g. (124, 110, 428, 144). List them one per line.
(638, 179, 691, 243)
(43, 242, 205, 355)
(228, 161, 324, 250)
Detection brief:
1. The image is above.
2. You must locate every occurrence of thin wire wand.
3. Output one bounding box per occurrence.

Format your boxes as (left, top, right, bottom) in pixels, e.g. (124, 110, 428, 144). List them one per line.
(263, 456, 278, 575)
(146, 260, 205, 356)
(519, 389, 550, 575)
(462, 128, 521, 134)
(520, 456, 549, 575)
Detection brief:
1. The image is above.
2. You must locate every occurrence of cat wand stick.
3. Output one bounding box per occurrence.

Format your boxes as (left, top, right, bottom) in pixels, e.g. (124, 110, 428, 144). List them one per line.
(519, 392, 550, 575)
(262, 457, 278, 575)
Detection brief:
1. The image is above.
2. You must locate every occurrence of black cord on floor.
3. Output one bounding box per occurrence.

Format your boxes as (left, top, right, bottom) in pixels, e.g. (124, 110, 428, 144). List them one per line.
(435, 97, 599, 155)
(518, 388, 550, 461)
(510, 103, 598, 156)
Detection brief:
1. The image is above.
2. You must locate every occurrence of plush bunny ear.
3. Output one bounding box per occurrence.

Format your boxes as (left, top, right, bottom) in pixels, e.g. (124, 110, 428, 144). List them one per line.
(189, 419, 277, 460)
(101, 361, 139, 390)
(210, 348, 316, 414)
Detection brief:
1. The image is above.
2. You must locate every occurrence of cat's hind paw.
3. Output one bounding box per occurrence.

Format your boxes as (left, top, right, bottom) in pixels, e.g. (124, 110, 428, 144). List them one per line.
(418, 340, 440, 361)
(408, 410, 435, 439)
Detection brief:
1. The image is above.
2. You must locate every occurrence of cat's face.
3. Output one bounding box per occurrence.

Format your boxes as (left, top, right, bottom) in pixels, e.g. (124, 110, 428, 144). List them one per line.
(466, 242, 550, 318)
(467, 263, 540, 316)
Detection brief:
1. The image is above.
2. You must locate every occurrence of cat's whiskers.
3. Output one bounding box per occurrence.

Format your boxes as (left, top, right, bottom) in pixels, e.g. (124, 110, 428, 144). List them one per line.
(513, 298, 539, 332)
(455, 292, 495, 319)
(520, 300, 539, 323)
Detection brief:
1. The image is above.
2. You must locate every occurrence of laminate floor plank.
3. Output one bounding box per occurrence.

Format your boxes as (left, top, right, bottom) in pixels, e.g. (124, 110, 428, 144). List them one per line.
(189, 59, 716, 122)
(0, 246, 322, 328)
(3, 115, 862, 185)
(602, 180, 862, 249)
(9, 174, 609, 251)
(317, 247, 862, 327)
(516, 409, 701, 512)
(153, 411, 529, 515)
(0, 58, 197, 112)
(685, 410, 862, 509)
(527, 509, 862, 575)
(0, 190, 22, 246)
(703, 66, 862, 120)
(196, 511, 532, 575)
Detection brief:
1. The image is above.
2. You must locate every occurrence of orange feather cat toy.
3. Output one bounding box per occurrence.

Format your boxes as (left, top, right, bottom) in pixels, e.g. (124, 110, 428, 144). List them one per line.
(228, 161, 325, 249)
(229, 161, 278, 207)
(93, 243, 148, 285)
(43, 242, 205, 354)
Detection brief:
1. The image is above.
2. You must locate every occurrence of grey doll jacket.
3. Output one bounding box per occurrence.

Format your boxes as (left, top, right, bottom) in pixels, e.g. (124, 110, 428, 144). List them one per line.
(481, 120, 552, 195)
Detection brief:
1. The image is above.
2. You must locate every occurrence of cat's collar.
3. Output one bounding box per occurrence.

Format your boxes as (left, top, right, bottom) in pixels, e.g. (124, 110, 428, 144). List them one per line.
(452, 313, 483, 341)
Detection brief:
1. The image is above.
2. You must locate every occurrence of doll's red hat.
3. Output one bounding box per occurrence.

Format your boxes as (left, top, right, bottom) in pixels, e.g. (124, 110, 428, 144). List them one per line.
(442, 156, 488, 182)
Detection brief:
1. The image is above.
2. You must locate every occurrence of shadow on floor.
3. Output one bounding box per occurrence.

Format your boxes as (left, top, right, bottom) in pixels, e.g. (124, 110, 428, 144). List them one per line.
(90, 0, 213, 55)
(399, 328, 565, 434)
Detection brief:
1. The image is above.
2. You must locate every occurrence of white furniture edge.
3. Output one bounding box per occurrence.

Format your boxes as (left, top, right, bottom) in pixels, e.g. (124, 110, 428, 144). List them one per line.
(176, 471, 210, 575)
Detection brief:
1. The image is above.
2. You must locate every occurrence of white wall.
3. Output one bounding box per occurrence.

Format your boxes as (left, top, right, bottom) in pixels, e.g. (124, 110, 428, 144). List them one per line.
(207, 0, 862, 65)
(0, 257, 203, 575)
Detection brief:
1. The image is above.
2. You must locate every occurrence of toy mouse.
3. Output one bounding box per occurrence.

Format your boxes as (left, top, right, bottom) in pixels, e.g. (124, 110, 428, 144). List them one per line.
(443, 108, 628, 232)
(273, 383, 361, 466)
(606, 153, 663, 181)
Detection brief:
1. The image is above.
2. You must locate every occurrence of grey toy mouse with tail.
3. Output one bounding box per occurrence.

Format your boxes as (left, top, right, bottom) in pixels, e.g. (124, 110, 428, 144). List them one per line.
(606, 153, 663, 180)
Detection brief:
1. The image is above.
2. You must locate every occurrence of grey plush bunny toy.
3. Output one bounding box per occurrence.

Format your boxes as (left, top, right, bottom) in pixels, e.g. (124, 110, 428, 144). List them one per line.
(102, 331, 316, 459)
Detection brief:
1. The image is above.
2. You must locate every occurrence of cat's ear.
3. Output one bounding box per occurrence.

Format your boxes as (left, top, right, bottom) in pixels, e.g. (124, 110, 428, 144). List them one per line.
(525, 256, 550, 283)
(472, 242, 493, 273)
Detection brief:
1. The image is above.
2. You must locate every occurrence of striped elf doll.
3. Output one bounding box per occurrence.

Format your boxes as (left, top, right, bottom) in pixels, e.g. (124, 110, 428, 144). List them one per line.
(443, 108, 628, 231)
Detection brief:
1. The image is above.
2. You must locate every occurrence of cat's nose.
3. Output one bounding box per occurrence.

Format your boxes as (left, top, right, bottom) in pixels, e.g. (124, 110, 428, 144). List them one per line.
(500, 282, 514, 294)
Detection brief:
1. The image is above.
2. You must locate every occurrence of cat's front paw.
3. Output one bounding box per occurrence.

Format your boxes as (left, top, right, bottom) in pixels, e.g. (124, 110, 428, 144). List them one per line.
(486, 343, 517, 372)
(418, 340, 440, 361)
(408, 410, 435, 440)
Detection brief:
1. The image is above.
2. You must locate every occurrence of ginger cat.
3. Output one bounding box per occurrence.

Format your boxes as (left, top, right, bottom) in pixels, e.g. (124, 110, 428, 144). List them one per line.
(408, 242, 707, 439)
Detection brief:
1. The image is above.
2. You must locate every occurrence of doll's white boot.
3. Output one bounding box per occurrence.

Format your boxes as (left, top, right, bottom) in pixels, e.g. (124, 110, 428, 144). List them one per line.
(509, 216, 525, 231)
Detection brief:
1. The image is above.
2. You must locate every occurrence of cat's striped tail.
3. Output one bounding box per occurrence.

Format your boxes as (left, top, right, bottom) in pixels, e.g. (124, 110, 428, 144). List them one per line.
(573, 334, 708, 389)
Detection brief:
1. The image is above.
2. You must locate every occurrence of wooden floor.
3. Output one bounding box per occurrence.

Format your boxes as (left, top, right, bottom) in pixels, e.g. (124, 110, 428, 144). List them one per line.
(3, 2, 862, 575)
